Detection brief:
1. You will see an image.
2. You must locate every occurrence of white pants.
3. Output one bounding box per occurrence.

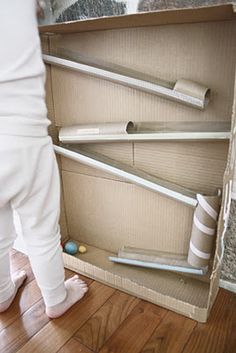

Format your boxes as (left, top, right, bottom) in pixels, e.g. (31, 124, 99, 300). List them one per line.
(0, 135, 66, 307)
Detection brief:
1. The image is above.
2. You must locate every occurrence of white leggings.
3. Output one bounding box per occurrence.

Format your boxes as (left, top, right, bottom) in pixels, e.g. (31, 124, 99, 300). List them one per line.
(0, 135, 66, 307)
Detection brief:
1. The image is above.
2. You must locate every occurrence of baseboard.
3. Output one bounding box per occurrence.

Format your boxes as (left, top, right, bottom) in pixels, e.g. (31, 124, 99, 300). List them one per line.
(220, 279, 236, 293)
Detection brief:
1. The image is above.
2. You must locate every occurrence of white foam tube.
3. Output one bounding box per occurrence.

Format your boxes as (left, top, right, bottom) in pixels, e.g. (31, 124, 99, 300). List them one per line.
(59, 127, 230, 144)
(109, 256, 207, 275)
(44, 54, 210, 110)
(54, 144, 198, 207)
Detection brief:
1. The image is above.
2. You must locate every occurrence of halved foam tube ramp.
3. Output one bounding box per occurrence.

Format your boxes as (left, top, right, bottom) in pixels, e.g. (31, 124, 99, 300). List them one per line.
(60, 121, 135, 142)
(110, 192, 221, 274)
(54, 144, 198, 207)
(187, 193, 221, 268)
(109, 256, 207, 275)
(173, 79, 210, 106)
(43, 54, 210, 109)
(110, 191, 221, 275)
(109, 247, 207, 275)
(59, 121, 230, 144)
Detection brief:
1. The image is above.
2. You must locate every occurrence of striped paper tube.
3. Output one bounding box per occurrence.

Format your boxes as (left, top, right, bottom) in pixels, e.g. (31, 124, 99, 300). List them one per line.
(187, 192, 221, 268)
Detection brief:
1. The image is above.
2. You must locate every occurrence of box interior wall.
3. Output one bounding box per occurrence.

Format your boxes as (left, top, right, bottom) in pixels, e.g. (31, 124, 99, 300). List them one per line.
(41, 6, 236, 321)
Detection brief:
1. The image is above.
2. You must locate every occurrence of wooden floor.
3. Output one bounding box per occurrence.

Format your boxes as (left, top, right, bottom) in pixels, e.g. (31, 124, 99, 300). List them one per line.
(0, 251, 235, 353)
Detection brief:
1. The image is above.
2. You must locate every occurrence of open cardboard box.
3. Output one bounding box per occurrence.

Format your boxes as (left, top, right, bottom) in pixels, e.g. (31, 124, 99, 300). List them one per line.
(40, 4, 236, 322)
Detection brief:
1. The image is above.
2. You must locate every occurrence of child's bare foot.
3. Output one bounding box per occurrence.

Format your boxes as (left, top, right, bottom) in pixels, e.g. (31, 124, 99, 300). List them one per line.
(0, 270, 27, 313)
(45, 275, 88, 319)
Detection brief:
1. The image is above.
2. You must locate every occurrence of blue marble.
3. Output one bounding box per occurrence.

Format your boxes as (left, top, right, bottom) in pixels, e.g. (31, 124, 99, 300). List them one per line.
(64, 241, 78, 255)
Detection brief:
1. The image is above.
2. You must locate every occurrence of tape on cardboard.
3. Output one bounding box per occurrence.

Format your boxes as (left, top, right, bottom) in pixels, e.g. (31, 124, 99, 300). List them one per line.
(187, 193, 221, 268)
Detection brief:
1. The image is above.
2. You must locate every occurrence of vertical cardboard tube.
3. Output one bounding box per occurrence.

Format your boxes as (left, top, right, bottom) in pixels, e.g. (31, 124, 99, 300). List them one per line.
(187, 193, 221, 268)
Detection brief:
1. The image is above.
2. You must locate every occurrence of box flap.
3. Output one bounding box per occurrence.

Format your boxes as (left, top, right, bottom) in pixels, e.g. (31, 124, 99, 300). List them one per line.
(39, 4, 236, 34)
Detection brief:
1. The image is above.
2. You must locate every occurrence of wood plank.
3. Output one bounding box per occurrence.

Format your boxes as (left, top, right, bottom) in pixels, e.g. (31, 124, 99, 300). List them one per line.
(140, 311, 196, 353)
(223, 292, 236, 353)
(64, 268, 93, 285)
(182, 289, 236, 353)
(10, 250, 91, 285)
(10, 251, 92, 283)
(0, 267, 93, 352)
(57, 338, 93, 353)
(15, 260, 91, 287)
(17, 282, 115, 353)
(74, 291, 140, 351)
(0, 253, 92, 332)
(0, 299, 49, 353)
(2, 251, 236, 353)
(0, 280, 41, 331)
(99, 301, 167, 353)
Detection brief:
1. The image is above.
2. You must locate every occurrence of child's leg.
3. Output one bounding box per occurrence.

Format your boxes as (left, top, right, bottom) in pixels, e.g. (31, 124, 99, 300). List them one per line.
(14, 141, 67, 307)
(13, 138, 87, 317)
(0, 203, 26, 312)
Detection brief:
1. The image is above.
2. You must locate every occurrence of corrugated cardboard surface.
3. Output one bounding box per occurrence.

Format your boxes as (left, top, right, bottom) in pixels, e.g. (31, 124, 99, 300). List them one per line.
(41, 35, 58, 144)
(50, 20, 235, 189)
(134, 141, 228, 194)
(41, 35, 68, 241)
(208, 74, 236, 312)
(40, 34, 50, 54)
(42, 9, 236, 321)
(50, 21, 235, 126)
(63, 245, 209, 322)
(62, 171, 193, 254)
(60, 143, 133, 182)
(221, 86, 236, 283)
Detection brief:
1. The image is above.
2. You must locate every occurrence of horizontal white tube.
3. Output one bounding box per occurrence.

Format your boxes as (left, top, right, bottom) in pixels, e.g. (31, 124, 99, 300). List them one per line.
(44, 54, 209, 109)
(54, 144, 198, 207)
(59, 131, 230, 144)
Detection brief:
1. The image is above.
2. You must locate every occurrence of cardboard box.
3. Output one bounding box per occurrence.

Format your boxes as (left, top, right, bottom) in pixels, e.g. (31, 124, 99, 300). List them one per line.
(40, 4, 236, 322)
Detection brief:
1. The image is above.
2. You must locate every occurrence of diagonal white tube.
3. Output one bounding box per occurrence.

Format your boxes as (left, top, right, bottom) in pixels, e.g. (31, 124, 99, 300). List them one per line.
(44, 54, 210, 109)
(54, 144, 198, 207)
(109, 256, 207, 275)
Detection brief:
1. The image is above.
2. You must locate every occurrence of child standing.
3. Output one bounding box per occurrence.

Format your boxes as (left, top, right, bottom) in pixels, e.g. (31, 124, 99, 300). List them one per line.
(0, 0, 88, 318)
